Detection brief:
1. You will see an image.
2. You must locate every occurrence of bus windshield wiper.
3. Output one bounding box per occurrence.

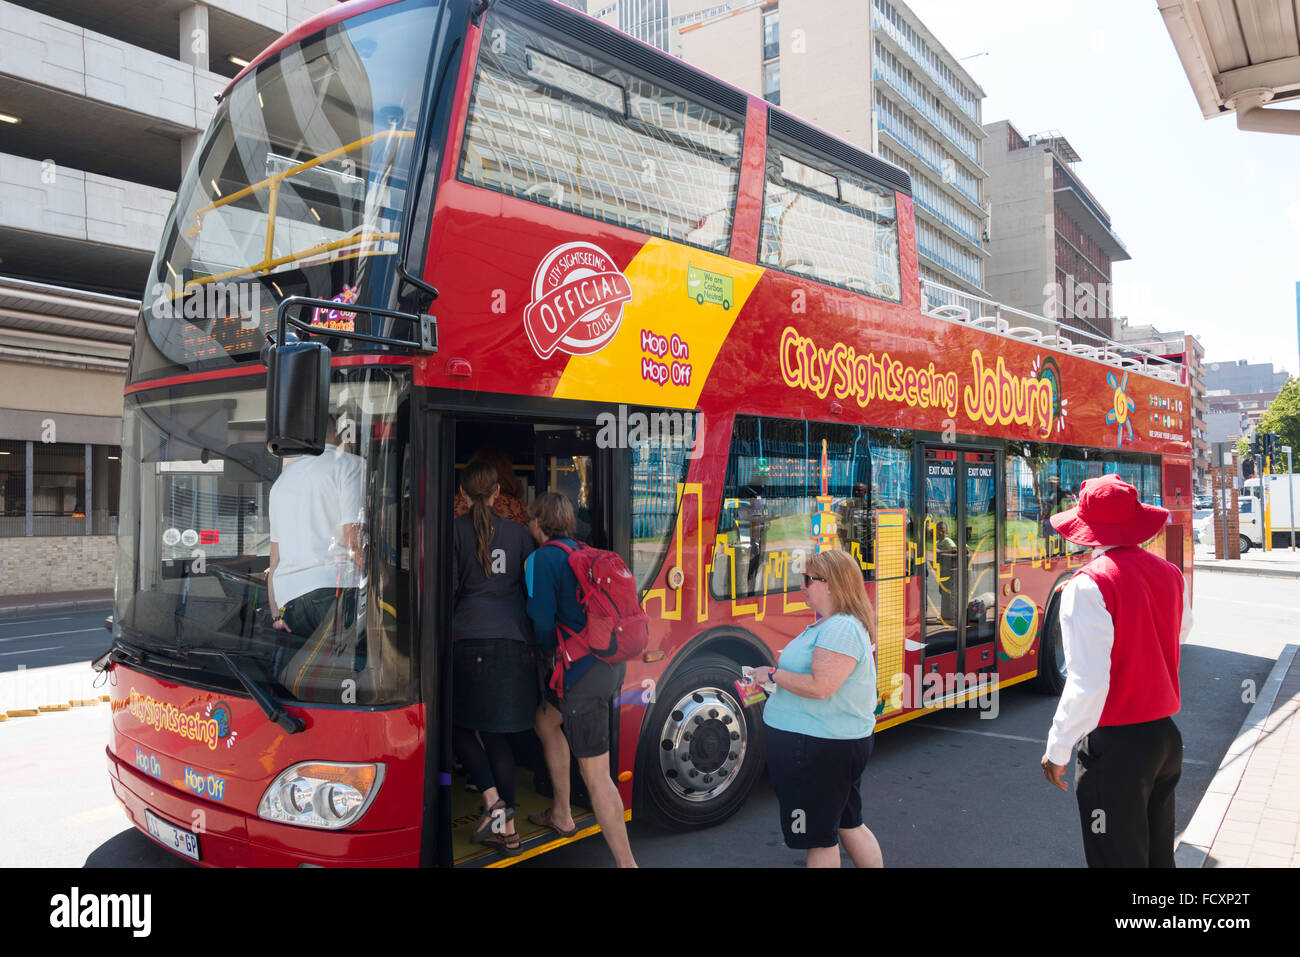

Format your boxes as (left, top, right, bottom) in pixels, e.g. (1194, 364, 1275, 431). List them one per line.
(94, 635, 201, 673)
(186, 647, 306, 734)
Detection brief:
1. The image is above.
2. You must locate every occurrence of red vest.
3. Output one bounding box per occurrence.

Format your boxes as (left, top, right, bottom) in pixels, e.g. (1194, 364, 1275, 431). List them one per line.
(1078, 545, 1183, 727)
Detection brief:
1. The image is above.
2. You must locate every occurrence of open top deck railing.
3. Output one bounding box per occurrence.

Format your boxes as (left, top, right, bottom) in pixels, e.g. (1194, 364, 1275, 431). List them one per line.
(919, 279, 1187, 385)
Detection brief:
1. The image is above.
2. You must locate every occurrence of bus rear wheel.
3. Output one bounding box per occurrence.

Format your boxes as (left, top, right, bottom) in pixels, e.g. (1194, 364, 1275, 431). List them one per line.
(1031, 598, 1067, 696)
(639, 654, 764, 830)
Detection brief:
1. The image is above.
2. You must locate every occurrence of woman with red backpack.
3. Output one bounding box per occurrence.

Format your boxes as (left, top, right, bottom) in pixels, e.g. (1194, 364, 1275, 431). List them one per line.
(524, 492, 637, 867)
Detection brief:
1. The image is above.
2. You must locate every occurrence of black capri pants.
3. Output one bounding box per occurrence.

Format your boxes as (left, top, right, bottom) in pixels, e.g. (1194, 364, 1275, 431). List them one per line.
(765, 726, 874, 849)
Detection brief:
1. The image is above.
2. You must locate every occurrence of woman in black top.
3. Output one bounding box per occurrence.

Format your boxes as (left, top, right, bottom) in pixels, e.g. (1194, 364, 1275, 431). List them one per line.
(452, 461, 536, 855)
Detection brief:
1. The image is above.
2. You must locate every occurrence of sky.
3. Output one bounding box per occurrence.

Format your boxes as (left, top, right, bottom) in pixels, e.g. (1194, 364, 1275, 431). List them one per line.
(905, 0, 1299, 379)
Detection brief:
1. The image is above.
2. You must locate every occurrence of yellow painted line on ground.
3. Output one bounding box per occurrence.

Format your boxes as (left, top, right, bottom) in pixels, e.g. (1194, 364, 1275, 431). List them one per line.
(38, 704, 71, 712)
(6, 709, 39, 717)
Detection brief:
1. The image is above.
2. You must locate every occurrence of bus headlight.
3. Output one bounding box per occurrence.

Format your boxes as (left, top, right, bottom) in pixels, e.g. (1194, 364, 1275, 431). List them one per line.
(258, 762, 385, 829)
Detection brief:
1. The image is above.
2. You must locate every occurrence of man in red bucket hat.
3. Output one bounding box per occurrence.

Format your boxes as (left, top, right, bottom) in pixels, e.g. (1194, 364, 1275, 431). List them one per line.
(1040, 472, 1192, 867)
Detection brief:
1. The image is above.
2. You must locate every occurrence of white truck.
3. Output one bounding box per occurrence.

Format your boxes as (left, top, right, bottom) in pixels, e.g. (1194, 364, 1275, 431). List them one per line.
(1197, 494, 1263, 553)
(1241, 474, 1300, 549)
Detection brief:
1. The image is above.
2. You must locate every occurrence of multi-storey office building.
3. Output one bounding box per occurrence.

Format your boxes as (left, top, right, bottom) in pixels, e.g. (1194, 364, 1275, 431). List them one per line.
(1205, 359, 1291, 397)
(0, 0, 334, 595)
(675, 0, 989, 294)
(983, 120, 1130, 341)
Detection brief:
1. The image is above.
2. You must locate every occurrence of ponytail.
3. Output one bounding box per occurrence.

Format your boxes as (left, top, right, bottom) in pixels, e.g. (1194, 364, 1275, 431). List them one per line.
(461, 460, 498, 577)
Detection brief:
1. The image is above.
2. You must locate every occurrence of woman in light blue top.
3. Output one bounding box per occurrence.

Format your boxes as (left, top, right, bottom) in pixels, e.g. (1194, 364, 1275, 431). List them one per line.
(750, 548, 883, 868)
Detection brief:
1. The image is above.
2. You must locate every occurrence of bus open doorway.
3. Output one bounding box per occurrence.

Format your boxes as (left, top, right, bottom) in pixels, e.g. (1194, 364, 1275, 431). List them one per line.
(444, 414, 623, 866)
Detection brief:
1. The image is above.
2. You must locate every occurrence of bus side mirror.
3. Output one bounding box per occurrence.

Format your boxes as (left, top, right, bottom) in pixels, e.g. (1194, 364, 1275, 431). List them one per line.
(264, 337, 331, 456)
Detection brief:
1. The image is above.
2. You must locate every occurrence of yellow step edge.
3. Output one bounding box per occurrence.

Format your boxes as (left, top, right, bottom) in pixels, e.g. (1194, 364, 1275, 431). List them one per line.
(6, 709, 40, 717)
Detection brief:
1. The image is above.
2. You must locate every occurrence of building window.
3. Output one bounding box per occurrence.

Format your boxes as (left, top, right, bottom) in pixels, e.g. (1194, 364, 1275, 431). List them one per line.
(0, 440, 25, 538)
(764, 59, 780, 104)
(763, 9, 780, 61)
(0, 441, 120, 538)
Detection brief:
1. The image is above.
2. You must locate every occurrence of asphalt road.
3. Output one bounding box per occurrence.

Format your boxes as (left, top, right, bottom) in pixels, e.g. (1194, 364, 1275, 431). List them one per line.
(0, 609, 112, 673)
(1, 569, 1295, 867)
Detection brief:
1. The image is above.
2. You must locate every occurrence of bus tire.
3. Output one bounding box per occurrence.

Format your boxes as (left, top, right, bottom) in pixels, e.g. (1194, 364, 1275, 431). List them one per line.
(1030, 597, 1067, 696)
(1239, 534, 1251, 554)
(639, 653, 764, 830)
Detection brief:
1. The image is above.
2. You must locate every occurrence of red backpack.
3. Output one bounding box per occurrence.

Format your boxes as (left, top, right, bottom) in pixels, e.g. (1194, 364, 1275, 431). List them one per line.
(543, 540, 649, 697)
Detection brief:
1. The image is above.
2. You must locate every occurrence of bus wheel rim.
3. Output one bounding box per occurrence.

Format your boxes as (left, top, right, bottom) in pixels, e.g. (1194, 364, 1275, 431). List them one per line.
(657, 686, 747, 803)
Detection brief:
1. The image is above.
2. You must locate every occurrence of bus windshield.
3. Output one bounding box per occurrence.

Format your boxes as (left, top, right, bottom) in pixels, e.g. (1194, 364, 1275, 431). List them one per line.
(133, 0, 438, 381)
(114, 368, 413, 706)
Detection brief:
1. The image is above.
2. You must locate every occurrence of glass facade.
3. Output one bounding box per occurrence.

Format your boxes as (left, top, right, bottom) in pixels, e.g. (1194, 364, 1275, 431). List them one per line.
(620, 0, 671, 52)
(869, 0, 985, 292)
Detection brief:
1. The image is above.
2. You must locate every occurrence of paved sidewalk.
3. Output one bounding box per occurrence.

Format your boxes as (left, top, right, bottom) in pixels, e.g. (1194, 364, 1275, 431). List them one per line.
(1193, 543, 1300, 579)
(0, 588, 113, 620)
(1178, 643, 1300, 867)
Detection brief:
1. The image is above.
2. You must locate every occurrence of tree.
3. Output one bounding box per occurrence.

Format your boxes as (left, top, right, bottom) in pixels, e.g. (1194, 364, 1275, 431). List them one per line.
(1256, 378, 1300, 473)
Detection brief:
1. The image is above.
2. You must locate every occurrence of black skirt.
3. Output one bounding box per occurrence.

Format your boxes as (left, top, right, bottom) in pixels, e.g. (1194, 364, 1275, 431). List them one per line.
(452, 639, 540, 733)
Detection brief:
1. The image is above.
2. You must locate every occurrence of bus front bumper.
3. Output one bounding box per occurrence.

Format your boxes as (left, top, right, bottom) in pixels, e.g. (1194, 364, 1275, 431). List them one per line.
(107, 748, 419, 867)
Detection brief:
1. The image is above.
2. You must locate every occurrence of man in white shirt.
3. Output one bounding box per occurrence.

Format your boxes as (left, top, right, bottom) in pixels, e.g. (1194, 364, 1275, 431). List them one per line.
(1039, 474, 1191, 867)
(267, 412, 366, 664)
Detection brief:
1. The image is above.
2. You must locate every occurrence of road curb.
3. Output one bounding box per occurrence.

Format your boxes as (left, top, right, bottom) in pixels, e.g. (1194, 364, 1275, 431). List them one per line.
(1175, 642, 1299, 868)
(1193, 562, 1300, 580)
(0, 598, 113, 621)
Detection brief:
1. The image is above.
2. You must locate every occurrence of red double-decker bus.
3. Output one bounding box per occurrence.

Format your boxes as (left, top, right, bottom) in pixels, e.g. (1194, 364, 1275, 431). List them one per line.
(103, 0, 1193, 866)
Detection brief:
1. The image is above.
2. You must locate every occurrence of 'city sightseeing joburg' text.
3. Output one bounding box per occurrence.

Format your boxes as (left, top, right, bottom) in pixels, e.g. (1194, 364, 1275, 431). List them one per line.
(779, 327, 1054, 433)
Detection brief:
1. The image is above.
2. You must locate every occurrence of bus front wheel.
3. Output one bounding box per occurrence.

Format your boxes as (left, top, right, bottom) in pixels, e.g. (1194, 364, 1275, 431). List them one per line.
(639, 653, 764, 830)
(1239, 534, 1251, 554)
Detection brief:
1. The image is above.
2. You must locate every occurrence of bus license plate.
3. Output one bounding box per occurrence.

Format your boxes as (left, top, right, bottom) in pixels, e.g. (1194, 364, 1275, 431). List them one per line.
(144, 810, 201, 862)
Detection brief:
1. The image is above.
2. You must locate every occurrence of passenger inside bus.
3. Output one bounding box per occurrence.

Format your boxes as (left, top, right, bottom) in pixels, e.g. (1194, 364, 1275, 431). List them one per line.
(447, 421, 611, 863)
(267, 408, 367, 693)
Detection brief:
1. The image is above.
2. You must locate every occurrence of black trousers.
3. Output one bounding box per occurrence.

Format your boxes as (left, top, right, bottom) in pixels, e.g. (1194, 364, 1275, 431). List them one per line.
(1074, 716, 1182, 867)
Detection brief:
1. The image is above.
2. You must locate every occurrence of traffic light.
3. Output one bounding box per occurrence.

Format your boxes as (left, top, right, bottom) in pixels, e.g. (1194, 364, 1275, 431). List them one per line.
(1250, 433, 1262, 457)
(1243, 457, 1255, 479)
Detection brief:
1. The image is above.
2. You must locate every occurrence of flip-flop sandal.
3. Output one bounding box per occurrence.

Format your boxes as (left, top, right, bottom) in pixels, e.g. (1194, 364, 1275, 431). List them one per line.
(527, 808, 578, 839)
(470, 801, 515, 844)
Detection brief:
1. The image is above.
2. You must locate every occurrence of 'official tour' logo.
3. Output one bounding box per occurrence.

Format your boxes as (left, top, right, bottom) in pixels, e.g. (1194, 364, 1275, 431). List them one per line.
(523, 242, 633, 359)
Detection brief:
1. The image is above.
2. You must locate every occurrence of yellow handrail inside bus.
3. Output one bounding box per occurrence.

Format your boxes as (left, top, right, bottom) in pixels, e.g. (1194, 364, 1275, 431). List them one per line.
(180, 129, 414, 286)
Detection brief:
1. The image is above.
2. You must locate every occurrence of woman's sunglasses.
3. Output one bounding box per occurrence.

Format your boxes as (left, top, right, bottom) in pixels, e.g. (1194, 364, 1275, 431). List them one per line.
(802, 574, 826, 587)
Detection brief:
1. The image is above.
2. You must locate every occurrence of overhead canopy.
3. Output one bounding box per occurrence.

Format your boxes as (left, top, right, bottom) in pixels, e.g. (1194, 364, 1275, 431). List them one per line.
(1159, 0, 1300, 130)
